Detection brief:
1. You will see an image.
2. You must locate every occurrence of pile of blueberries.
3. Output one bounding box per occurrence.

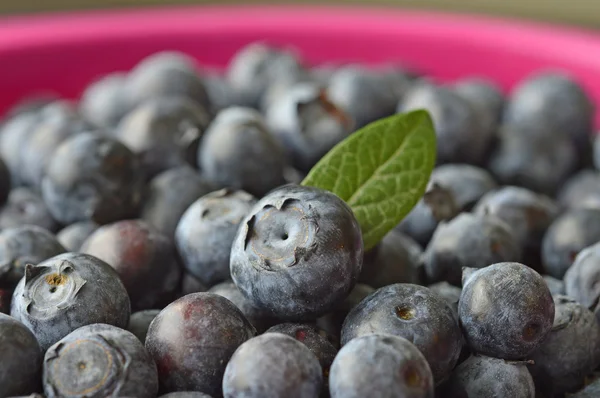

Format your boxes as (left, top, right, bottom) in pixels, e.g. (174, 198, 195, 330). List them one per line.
(2, 41, 600, 398)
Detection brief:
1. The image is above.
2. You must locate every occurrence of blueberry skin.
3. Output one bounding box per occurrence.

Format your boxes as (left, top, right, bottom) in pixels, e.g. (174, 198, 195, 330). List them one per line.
(230, 184, 364, 321)
(0, 156, 10, 206)
(145, 292, 256, 396)
(488, 120, 578, 196)
(81, 220, 181, 310)
(428, 164, 498, 212)
(529, 295, 600, 395)
(159, 393, 214, 398)
(179, 272, 208, 296)
(0, 112, 42, 187)
(265, 82, 353, 172)
(0, 225, 67, 289)
(140, 166, 215, 239)
(56, 221, 99, 252)
(115, 96, 211, 178)
(571, 378, 600, 397)
(453, 78, 504, 137)
(446, 355, 535, 398)
(341, 283, 462, 383)
(396, 181, 460, 247)
(175, 189, 256, 286)
(208, 281, 277, 333)
(128, 309, 161, 344)
(543, 275, 565, 296)
(222, 332, 323, 398)
(43, 323, 158, 398)
(0, 288, 10, 313)
(204, 71, 238, 112)
(0, 187, 58, 232)
(41, 132, 144, 225)
(79, 72, 128, 129)
(474, 186, 558, 270)
(459, 262, 554, 360)
(198, 107, 286, 197)
(422, 212, 522, 286)
(399, 82, 490, 165)
(125, 51, 211, 112)
(503, 71, 594, 158)
(226, 42, 306, 108)
(541, 207, 600, 279)
(557, 169, 600, 210)
(327, 65, 399, 129)
(564, 242, 600, 311)
(330, 333, 434, 398)
(10, 252, 131, 352)
(0, 313, 42, 397)
(428, 282, 461, 319)
(360, 229, 424, 288)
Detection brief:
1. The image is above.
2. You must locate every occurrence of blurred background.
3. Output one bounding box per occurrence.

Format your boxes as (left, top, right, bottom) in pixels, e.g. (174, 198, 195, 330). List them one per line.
(1, 0, 600, 29)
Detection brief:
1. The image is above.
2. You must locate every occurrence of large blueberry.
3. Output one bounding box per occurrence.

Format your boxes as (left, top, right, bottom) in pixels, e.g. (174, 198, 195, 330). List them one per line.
(541, 207, 600, 279)
(265, 82, 354, 172)
(56, 221, 99, 252)
(79, 72, 128, 129)
(459, 262, 554, 359)
(422, 212, 521, 286)
(43, 323, 158, 398)
(175, 189, 256, 286)
(41, 132, 144, 225)
(140, 166, 215, 239)
(428, 164, 497, 212)
(81, 220, 181, 310)
(0, 225, 66, 289)
(0, 187, 59, 232)
(341, 283, 462, 383)
(330, 334, 434, 398)
(529, 295, 600, 395)
(557, 169, 600, 210)
(230, 184, 363, 321)
(10, 252, 131, 352)
(198, 107, 286, 197)
(222, 333, 322, 398)
(145, 292, 256, 396)
(564, 242, 600, 314)
(0, 313, 42, 397)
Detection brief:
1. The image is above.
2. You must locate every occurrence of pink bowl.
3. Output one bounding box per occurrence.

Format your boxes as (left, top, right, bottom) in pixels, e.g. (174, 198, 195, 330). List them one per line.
(2, 5, 600, 126)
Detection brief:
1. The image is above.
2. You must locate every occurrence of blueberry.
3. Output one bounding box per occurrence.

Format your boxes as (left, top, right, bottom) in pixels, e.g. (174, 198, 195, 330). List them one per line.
(81, 220, 181, 310)
(175, 189, 256, 286)
(564, 242, 600, 312)
(159, 393, 214, 398)
(503, 71, 594, 159)
(283, 166, 307, 185)
(265, 82, 353, 172)
(179, 272, 208, 296)
(222, 332, 323, 398)
(0, 187, 59, 232)
(198, 107, 286, 197)
(0, 225, 66, 289)
(208, 281, 277, 333)
(360, 229, 424, 288)
(230, 184, 363, 320)
(56, 221, 99, 252)
(125, 51, 211, 112)
(145, 292, 256, 395)
(0, 313, 42, 396)
(43, 323, 158, 398)
(422, 212, 522, 286)
(203, 71, 238, 112)
(594, 135, 600, 171)
(341, 283, 462, 383)
(459, 262, 554, 359)
(0, 288, 10, 313)
(0, 156, 10, 206)
(571, 378, 600, 397)
(327, 65, 399, 129)
(329, 333, 434, 398)
(5, 95, 56, 119)
(226, 42, 306, 108)
(529, 295, 600, 395)
(399, 82, 491, 165)
(266, 323, 338, 393)
(115, 96, 211, 178)
(0, 112, 42, 187)
(10, 252, 131, 352)
(128, 309, 161, 344)
(543, 275, 565, 296)
(428, 281, 461, 319)
(428, 164, 498, 212)
(488, 120, 578, 196)
(557, 169, 600, 210)
(140, 166, 215, 240)
(79, 72, 128, 129)
(445, 355, 535, 397)
(41, 132, 144, 225)
(541, 207, 600, 279)
(396, 181, 460, 247)
(473, 186, 558, 271)
(453, 78, 504, 138)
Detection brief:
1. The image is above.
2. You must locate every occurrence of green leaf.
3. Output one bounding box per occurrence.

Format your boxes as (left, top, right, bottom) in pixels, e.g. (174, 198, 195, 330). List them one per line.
(301, 109, 437, 251)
